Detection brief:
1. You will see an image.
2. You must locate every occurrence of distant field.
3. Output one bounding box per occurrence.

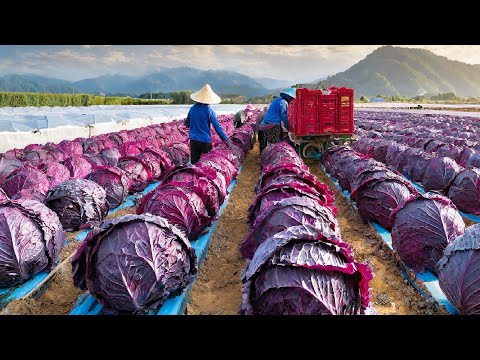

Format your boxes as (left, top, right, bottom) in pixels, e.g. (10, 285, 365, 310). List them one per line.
(355, 102, 480, 110)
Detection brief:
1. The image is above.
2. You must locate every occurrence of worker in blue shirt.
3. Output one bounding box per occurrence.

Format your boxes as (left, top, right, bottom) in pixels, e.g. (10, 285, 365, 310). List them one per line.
(184, 84, 233, 164)
(258, 87, 296, 152)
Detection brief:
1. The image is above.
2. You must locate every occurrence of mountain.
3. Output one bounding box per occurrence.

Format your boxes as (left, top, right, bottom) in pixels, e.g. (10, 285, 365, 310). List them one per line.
(74, 74, 136, 94)
(73, 67, 271, 97)
(254, 77, 293, 90)
(322, 46, 480, 98)
(0, 68, 273, 98)
(0, 74, 75, 93)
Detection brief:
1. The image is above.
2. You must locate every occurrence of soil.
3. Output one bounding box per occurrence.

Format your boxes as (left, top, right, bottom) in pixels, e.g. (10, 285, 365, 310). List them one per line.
(305, 159, 443, 315)
(105, 204, 139, 220)
(187, 145, 260, 315)
(463, 217, 476, 227)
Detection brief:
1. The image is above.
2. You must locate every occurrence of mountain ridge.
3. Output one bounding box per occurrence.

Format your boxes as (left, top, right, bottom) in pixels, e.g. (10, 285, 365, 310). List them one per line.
(322, 45, 480, 97)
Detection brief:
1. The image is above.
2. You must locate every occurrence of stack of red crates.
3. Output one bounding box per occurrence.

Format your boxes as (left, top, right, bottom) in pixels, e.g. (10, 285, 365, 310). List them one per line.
(288, 86, 354, 136)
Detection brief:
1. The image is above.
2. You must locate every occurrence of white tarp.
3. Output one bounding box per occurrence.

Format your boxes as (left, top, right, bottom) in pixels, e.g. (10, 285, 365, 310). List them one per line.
(0, 104, 245, 153)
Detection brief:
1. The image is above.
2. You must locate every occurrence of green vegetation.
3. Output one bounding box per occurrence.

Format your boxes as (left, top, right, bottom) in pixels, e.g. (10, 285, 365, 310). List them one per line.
(0, 92, 170, 107)
(323, 45, 480, 99)
(355, 92, 480, 104)
(220, 94, 248, 104)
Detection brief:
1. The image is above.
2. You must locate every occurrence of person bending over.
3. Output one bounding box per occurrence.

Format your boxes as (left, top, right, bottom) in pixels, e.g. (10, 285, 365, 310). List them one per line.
(233, 103, 256, 128)
(258, 88, 296, 152)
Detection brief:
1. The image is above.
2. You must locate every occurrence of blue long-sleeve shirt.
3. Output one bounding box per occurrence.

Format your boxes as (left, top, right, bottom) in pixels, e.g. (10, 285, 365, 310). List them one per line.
(260, 97, 289, 130)
(184, 103, 228, 143)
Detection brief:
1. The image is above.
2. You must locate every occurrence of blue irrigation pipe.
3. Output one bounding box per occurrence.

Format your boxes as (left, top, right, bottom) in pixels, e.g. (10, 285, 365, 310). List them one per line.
(0, 181, 161, 310)
(70, 167, 242, 316)
(321, 165, 459, 315)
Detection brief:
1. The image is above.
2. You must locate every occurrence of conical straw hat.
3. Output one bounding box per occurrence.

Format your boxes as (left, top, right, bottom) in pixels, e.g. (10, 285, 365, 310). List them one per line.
(190, 84, 221, 105)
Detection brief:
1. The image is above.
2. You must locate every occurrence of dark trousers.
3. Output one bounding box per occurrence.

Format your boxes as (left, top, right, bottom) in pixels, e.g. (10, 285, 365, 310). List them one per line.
(190, 140, 212, 164)
(259, 125, 282, 153)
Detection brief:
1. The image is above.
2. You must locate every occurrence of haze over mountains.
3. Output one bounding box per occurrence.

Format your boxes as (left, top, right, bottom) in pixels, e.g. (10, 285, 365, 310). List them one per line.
(0, 68, 288, 98)
(0, 46, 479, 98)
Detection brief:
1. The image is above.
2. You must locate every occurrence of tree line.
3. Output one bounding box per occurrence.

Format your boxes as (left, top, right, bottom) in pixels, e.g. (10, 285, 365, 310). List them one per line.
(0, 92, 170, 107)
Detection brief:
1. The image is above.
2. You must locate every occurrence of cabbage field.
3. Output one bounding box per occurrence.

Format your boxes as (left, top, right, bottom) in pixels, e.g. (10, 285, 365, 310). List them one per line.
(0, 107, 478, 315)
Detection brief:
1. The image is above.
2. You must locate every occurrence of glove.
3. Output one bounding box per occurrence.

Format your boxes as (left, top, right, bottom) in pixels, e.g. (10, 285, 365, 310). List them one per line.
(223, 138, 234, 150)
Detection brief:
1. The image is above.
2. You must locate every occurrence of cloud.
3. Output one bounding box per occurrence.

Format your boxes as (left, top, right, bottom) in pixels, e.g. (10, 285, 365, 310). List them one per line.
(102, 50, 133, 64)
(21, 48, 97, 64)
(82, 45, 112, 49)
(220, 45, 247, 55)
(2, 44, 480, 84)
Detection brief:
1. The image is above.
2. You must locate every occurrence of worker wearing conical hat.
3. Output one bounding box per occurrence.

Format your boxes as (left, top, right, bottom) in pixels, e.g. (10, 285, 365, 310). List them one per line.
(184, 84, 234, 164)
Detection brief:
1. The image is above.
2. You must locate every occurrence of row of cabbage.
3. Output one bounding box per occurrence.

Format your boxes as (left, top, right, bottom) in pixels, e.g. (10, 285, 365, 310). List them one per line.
(239, 141, 373, 315)
(354, 111, 480, 216)
(70, 123, 255, 314)
(0, 114, 238, 290)
(324, 145, 480, 314)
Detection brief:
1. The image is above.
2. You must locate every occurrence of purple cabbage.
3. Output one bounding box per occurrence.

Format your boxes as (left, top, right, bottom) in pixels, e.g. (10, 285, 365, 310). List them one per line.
(466, 152, 480, 169)
(58, 140, 83, 157)
(261, 142, 301, 169)
(458, 148, 475, 167)
(241, 225, 373, 315)
(0, 156, 23, 185)
(161, 146, 189, 167)
(0, 188, 7, 202)
(0, 199, 64, 287)
(119, 141, 144, 157)
(84, 154, 106, 167)
(117, 156, 152, 194)
(447, 169, 480, 215)
(422, 157, 463, 193)
(2, 166, 50, 200)
(405, 151, 433, 183)
(87, 166, 131, 209)
(11, 188, 47, 202)
(248, 180, 333, 225)
(40, 162, 71, 188)
(100, 148, 121, 167)
(44, 179, 108, 231)
(193, 164, 228, 205)
(349, 166, 416, 200)
(356, 179, 418, 229)
(241, 196, 339, 259)
(163, 166, 220, 217)
(137, 149, 175, 181)
(63, 155, 93, 179)
(199, 149, 240, 175)
(391, 192, 465, 273)
(137, 184, 210, 239)
(437, 224, 480, 315)
(21, 149, 53, 167)
(72, 214, 197, 314)
(256, 163, 309, 193)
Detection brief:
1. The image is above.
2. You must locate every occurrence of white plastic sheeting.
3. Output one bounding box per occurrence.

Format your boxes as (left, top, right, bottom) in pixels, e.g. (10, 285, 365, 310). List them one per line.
(0, 104, 246, 153)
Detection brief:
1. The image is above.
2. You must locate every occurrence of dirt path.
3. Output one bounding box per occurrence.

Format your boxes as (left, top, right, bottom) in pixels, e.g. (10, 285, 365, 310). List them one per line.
(187, 144, 260, 315)
(305, 159, 442, 315)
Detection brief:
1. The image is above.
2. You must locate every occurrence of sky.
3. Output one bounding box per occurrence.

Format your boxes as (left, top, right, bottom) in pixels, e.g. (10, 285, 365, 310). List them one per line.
(0, 45, 479, 83)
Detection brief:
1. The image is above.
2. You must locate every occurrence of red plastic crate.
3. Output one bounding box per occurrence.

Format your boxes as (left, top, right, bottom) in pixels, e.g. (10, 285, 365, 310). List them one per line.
(288, 87, 354, 136)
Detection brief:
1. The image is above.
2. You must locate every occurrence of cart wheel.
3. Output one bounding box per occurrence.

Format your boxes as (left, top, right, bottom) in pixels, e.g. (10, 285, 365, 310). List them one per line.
(302, 142, 321, 158)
